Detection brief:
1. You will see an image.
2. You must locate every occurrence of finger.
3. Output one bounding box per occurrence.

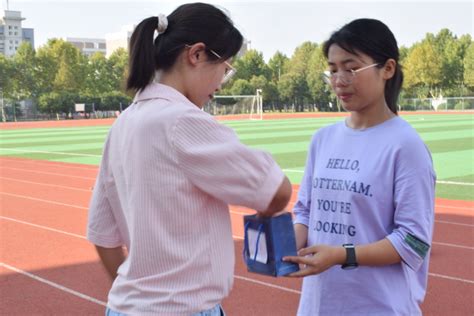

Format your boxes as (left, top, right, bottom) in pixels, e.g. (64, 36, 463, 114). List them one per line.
(287, 267, 317, 278)
(298, 246, 319, 256)
(282, 256, 311, 265)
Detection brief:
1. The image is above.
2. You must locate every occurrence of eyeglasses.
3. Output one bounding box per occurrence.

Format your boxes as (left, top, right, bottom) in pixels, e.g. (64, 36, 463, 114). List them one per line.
(208, 49, 237, 84)
(323, 63, 380, 85)
(184, 44, 237, 84)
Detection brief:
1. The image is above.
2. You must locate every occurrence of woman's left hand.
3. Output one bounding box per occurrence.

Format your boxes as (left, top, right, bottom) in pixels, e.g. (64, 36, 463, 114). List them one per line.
(283, 244, 345, 277)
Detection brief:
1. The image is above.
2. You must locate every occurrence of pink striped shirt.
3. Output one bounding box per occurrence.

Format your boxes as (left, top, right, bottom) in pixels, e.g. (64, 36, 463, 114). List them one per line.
(87, 83, 285, 315)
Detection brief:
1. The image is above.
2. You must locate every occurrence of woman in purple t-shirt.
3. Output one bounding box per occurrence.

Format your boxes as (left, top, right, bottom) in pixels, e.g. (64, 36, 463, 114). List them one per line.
(284, 19, 435, 315)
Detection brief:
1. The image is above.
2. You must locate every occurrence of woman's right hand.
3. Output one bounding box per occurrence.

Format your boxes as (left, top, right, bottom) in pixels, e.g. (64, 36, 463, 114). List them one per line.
(283, 244, 346, 277)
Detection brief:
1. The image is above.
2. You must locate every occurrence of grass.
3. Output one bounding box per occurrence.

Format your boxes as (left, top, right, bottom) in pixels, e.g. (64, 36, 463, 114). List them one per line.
(1, 113, 472, 200)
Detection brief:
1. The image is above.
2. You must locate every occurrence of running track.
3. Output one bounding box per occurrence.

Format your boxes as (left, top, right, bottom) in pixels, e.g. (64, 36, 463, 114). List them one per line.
(0, 157, 472, 315)
(1, 115, 473, 315)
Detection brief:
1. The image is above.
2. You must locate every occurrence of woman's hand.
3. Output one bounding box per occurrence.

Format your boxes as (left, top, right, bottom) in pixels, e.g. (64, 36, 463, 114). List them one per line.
(283, 244, 345, 277)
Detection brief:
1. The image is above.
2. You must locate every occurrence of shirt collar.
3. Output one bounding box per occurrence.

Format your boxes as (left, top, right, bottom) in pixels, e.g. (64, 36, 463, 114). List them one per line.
(133, 83, 194, 107)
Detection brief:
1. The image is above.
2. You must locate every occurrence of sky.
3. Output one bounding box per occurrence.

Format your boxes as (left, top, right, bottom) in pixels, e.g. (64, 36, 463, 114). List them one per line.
(1, 0, 473, 61)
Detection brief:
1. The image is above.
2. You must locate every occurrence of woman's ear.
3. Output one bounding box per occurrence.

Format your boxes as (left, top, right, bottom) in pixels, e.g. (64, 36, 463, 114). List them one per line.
(187, 42, 206, 66)
(382, 59, 396, 80)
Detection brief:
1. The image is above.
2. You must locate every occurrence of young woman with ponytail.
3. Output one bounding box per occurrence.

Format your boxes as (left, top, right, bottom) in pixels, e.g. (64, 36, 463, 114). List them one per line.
(283, 19, 436, 315)
(87, 3, 291, 315)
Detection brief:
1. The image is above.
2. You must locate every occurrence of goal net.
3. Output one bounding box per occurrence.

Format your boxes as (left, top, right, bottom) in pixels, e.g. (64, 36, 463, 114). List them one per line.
(203, 90, 263, 120)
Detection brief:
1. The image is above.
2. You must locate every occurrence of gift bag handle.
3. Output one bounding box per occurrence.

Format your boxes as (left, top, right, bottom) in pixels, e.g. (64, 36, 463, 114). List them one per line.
(243, 222, 264, 262)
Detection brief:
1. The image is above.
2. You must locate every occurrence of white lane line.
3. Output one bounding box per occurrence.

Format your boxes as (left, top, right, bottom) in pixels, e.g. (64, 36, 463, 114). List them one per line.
(0, 177, 92, 192)
(282, 169, 304, 174)
(234, 275, 301, 294)
(0, 157, 99, 171)
(437, 180, 474, 186)
(436, 205, 473, 211)
(435, 220, 473, 227)
(433, 241, 474, 250)
(0, 191, 253, 218)
(1, 216, 86, 239)
(0, 262, 107, 306)
(428, 272, 474, 284)
(2, 190, 472, 232)
(3, 216, 473, 287)
(0, 167, 97, 180)
(0, 148, 102, 158)
(0, 192, 88, 210)
(1, 215, 244, 241)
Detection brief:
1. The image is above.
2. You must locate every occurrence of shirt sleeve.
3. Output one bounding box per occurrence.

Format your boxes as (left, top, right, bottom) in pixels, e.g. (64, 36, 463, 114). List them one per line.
(171, 109, 285, 212)
(293, 134, 317, 227)
(386, 141, 436, 271)
(87, 134, 124, 248)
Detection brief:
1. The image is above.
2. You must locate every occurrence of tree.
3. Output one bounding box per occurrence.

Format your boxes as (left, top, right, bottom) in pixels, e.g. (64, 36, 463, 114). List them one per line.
(464, 43, 474, 90)
(278, 72, 309, 111)
(101, 91, 132, 111)
(233, 50, 270, 81)
(230, 79, 253, 95)
(280, 42, 316, 110)
(267, 51, 289, 83)
(53, 43, 87, 93)
(306, 45, 332, 111)
(0, 54, 15, 100)
(403, 40, 442, 97)
(108, 48, 129, 92)
(12, 42, 38, 101)
(85, 52, 115, 96)
(432, 29, 464, 94)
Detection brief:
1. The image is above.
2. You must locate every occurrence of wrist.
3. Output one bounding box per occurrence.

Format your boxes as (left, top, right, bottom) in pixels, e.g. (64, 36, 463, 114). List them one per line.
(333, 246, 347, 265)
(341, 243, 359, 269)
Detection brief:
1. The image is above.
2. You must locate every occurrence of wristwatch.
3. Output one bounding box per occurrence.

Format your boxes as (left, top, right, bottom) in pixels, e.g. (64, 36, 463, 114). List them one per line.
(341, 243, 358, 270)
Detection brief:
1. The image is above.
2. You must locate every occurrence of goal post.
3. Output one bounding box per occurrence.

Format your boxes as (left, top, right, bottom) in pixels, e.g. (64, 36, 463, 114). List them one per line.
(204, 89, 263, 120)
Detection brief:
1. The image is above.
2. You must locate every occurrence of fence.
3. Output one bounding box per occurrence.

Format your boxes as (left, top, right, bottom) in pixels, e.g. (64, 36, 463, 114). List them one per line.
(398, 97, 474, 111)
(1, 96, 473, 122)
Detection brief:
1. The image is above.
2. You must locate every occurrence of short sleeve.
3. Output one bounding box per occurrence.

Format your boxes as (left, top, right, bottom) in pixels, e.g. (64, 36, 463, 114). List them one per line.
(293, 134, 317, 227)
(387, 141, 436, 271)
(87, 136, 124, 248)
(172, 110, 285, 212)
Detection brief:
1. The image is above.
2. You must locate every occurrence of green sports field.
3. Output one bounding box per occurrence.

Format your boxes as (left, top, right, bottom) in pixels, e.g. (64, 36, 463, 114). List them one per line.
(1, 113, 473, 200)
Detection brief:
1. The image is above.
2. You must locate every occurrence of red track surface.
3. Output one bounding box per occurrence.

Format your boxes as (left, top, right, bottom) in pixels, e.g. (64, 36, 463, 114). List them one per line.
(1, 110, 472, 130)
(1, 157, 473, 315)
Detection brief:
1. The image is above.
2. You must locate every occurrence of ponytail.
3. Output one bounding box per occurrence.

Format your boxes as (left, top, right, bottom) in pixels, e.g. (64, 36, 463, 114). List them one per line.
(126, 17, 159, 92)
(385, 63, 403, 115)
(126, 3, 243, 94)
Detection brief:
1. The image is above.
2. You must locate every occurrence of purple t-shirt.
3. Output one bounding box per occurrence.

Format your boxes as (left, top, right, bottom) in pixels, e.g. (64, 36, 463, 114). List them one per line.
(293, 117, 436, 316)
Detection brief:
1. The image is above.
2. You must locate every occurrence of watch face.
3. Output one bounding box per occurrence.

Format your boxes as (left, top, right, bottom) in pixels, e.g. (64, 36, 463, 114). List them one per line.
(341, 263, 358, 270)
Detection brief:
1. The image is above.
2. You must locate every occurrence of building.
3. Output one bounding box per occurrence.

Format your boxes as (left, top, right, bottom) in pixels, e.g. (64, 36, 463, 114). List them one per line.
(0, 10, 34, 57)
(105, 24, 134, 58)
(66, 37, 106, 57)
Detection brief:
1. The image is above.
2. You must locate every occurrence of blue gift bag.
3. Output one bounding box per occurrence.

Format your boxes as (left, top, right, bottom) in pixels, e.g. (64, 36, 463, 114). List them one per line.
(243, 212, 299, 277)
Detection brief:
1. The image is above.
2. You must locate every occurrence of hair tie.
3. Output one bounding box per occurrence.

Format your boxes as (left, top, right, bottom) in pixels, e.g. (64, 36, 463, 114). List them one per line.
(157, 14, 168, 34)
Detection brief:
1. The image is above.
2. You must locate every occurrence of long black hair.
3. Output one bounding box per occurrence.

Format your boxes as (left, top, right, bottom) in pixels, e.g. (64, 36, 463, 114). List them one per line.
(323, 18, 403, 114)
(127, 3, 243, 93)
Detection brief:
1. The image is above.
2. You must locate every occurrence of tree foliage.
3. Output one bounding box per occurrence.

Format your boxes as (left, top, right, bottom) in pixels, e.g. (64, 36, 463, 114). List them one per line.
(1, 28, 472, 117)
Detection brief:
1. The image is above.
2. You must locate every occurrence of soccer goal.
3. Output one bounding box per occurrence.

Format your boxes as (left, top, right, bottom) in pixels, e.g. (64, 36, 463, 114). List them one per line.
(204, 89, 263, 120)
